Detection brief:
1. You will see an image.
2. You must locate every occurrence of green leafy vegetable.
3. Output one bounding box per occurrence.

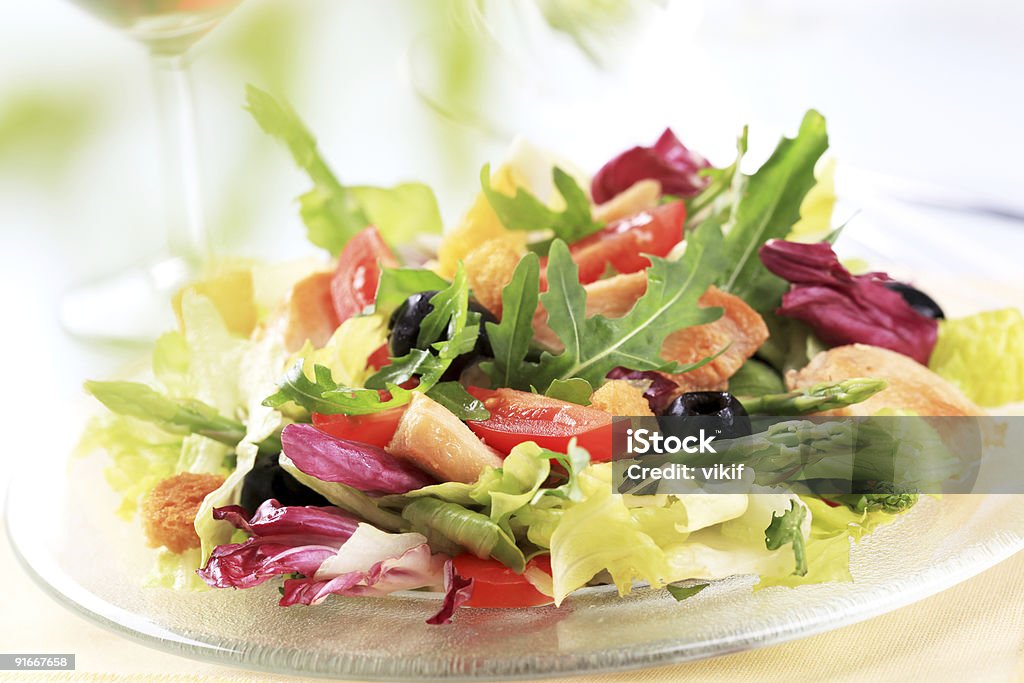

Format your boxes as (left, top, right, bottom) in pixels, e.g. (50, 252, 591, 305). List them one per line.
(479, 252, 542, 389)
(685, 126, 748, 227)
(264, 266, 476, 415)
(374, 267, 449, 314)
(829, 484, 919, 515)
(425, 382, 490, 420)
(480, 163, 601, 247)
(716, 110, 830, 313)
(929, 308, 1024, 406)
(728, 359, 785, 398)
(544, 378, 594, 405)
(666, 583, 709, 601)
(402, 497, 526, 572)
(764, 500, 808, 576)
(532, 226, 726, 390)
(246, 85, 441, 255)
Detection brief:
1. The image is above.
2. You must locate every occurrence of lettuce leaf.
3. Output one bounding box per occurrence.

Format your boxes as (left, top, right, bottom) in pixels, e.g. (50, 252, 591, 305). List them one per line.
(246, 85, 441, 255)
(929, 308, 1024, 406)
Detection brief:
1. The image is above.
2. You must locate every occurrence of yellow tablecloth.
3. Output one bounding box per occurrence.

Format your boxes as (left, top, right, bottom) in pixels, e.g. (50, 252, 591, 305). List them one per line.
(3, 524, 1023, 683)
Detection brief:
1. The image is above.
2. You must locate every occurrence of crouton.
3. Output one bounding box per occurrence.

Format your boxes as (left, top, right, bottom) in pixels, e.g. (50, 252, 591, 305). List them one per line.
(786, 344, 982, 416)
(593, 179, 661, 224)
(141, 473, 225, 554)
(464, 237, 525, 317)
(590, 380, 654, 416)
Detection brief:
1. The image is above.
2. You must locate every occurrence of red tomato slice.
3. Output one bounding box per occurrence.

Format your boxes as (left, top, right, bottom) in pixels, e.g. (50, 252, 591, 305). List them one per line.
(453, 554, 553, 608)
(568, 200, 686, 284)
(466, 388, 613, 462)
(367, 343, 391, 370)
(311, 407, 405, 449)
(330, 226, 399, 323)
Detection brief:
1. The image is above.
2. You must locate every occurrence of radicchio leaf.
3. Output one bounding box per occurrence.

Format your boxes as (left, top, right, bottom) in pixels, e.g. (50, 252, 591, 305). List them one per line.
(605, 367, 680, 414)
(279, 524, 446, 606)
(591, 128, 711, 203)
(758, 239, 938, 364)
(197, 500, 358, 589)
(426, 560, 475, 625)
(281, 423, 435, 495)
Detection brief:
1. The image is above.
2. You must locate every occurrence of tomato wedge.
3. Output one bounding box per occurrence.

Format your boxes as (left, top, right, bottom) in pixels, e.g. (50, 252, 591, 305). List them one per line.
(569, 200, 686, 284)
(311, 407, 405, 449)
(465, 388, 613, 462)
(453, 554, 553, 608)
(367, 342, 391, 370)
(330, 226, 399, 323)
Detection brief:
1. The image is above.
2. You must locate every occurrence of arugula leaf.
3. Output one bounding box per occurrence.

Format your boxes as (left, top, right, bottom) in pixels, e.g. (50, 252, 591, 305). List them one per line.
(375, 268, 449, 314)
(479, 253, 542, 389)
(685, 126, 749, 227)
(764, 500, 808, 576)
(425, 382, 490, 420)
(262, 360, 413, 416)
(666, 583, 709, 601)
(246, 85, 441, 255)
(716, 110, 829, 313)
(544, 378, 593, 405)
(265, 266, 476, 416)
(480, 164, 601, 248)
(533, 226, 726, 390)
(85, 380, 280, 454)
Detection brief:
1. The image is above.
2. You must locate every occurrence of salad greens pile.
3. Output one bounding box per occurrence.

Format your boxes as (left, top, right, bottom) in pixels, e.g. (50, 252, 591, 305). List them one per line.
(75, 85, 1023, 620)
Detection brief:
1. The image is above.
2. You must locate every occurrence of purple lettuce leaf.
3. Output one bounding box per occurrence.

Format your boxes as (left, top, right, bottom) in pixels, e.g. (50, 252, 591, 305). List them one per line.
(198, 500, 359, 589)
(279, 523, 446, 606)
(425, 560, 475, 625)
(591, 128, 711, 204)
(281, 423, 435, 495)
(759, 239, 938, 364)
(606, 367, 679, 414)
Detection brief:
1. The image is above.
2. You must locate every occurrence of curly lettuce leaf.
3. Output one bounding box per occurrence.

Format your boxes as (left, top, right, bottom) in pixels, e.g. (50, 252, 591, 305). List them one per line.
(929, 308, 1024, 407)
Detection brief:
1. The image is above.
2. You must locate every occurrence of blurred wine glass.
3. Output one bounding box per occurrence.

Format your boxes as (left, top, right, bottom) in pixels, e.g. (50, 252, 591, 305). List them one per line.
(60, 0, 242, 342)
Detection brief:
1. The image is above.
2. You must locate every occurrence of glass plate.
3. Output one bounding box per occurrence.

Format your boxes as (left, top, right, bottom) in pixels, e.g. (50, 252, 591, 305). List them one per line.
(8, 444, 1024, 680)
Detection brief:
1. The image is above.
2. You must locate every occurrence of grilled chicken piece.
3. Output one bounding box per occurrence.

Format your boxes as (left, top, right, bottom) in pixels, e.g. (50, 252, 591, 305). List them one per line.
(786, 344, 982, 416)
(280, 271, 341, 352)
(534, 273, 768, 392)
(386, 392, 503, 483)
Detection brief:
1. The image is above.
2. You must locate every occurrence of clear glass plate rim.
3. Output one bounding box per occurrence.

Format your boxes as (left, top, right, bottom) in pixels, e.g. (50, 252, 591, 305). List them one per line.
(8, 483, 1024, 681)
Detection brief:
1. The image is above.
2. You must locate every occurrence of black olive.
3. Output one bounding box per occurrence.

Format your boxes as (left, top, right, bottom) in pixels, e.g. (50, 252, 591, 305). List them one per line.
(387, 291, 497, 360)
(240, 454, 330, 513)
(883, 281, 945, 319)
(388, 291, 438, 357)
(660, 391, 751, 441)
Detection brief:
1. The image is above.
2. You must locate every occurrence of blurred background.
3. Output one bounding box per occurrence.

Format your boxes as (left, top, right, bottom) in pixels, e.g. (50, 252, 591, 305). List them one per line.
(1, 0, 1023, 501)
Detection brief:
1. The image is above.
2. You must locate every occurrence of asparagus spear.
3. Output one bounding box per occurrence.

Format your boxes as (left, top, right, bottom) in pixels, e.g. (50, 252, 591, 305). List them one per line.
(738, 378, 887, 415)
(85, 380, 282, 455)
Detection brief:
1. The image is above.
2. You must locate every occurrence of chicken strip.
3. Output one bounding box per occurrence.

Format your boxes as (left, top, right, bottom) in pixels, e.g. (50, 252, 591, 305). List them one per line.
(786, 344, 981, 416)
(534, 273, 768, 393)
